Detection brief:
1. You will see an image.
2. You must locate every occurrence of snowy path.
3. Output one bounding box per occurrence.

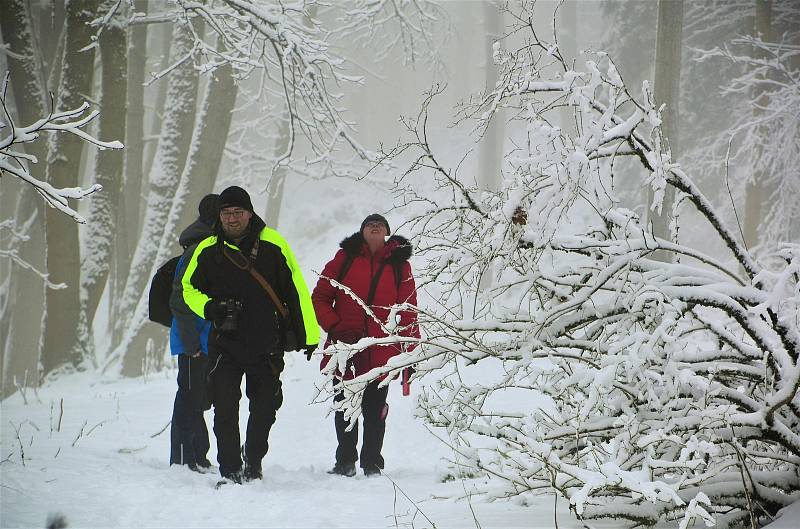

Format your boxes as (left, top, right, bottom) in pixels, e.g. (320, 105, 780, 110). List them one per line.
(2, 357, 578, 529)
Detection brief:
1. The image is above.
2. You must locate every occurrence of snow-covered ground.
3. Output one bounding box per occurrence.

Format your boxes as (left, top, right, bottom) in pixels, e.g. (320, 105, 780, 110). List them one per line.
(3, 359, 586, 529)
(4, 360, 796, 529)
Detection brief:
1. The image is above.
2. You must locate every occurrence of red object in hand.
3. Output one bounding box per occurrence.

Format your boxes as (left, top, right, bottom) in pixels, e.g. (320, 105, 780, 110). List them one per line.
(402, 368, 411, 396)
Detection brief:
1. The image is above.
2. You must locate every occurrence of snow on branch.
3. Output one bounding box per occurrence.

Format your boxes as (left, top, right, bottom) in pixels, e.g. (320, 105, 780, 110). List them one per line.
(0, 73, 123, 224)
(163, 0, 362, 168)
(693, 33, 800, 256)
(335, 4, 800, 528)
(164, 0, 432, 174)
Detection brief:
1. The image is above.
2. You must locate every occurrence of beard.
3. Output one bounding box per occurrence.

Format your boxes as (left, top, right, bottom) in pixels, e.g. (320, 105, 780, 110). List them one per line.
(222, 221, 249, 240)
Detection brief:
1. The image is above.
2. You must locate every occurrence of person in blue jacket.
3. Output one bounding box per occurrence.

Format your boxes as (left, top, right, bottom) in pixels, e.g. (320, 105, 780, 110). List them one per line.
(168, 194, 218, 471)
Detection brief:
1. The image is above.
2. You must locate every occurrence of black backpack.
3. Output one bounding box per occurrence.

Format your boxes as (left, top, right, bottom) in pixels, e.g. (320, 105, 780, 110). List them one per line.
(148, 255, 182, 327)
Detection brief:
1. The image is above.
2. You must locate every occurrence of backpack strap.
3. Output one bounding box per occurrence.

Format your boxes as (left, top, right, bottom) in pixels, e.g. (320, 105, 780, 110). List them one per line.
(336, 253, 355, 284)
(365, 262, 388, 307)
(392, 262, 402, 291)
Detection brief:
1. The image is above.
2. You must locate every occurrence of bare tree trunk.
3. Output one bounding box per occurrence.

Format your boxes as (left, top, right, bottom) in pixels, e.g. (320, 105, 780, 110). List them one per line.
(41, 0, 99, 377)
(36, 0, 66, 94)
(0, 0, 50, 395)
(743, 0, 772, 251)
(114, 0, 148, 326)
(118, 51, 236, 376)
(558, 0, 578, 137)
(176, 54, 236, 232)
(478, 1, 503, 194)
(82, 1, 128, 342)
(263, 5, 316, 229)
(477, 2, 504, 293)
(0, 0, 48, 396)
(142, 22, 174, 194)
(264, 110, 290, 228)
(111, 20, 201, 374)
(650, 0, 684, 259)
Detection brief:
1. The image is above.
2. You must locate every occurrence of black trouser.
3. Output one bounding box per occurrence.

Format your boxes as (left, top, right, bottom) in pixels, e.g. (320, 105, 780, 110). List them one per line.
(210, 353, 284, 476)
(334, 381, 389, 470)
(170, 354, 210, 467)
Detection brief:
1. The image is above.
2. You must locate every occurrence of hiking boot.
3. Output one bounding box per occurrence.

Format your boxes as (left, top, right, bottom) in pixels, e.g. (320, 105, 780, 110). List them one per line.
(243, 463, 262, 482)
(191, 460, 216, 475)
(363, 465, 381, 477)
(327, 462, 356, 477)
(220, 468, 243, 485)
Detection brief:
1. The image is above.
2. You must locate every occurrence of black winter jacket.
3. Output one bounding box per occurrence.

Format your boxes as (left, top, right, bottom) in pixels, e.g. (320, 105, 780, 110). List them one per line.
(181, 214, 319, 366)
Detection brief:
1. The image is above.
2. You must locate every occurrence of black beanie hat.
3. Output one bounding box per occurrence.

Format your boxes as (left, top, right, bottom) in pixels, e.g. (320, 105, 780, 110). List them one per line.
(360, 213, 390, 235)
(198, 193, 219, 225)
(218, 186, 253, 212)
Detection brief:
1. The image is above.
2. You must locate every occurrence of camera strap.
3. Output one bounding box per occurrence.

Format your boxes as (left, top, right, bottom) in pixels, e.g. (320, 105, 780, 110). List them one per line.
(223, 244, 289, 320)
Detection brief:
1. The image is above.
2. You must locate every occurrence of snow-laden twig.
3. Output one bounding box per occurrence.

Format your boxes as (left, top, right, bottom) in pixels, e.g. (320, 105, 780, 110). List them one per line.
(0, 73, 122, 224)
(340, 3, 800, 527)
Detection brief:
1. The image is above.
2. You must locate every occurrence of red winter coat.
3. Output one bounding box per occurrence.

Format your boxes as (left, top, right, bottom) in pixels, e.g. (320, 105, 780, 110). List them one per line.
(312, 233, 420, 379)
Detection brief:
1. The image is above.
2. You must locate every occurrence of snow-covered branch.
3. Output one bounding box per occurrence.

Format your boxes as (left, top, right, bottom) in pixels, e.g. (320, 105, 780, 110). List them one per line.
(0, 74, 122, 224)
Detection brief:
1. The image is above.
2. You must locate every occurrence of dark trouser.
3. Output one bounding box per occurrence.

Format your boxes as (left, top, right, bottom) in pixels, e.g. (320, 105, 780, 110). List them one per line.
(210, 354, 284, 476)
(170, 354, 210, 467)
(334, 381, 389, 470)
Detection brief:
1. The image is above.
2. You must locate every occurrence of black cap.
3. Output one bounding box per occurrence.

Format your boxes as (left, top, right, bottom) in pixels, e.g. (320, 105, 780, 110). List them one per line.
(360, 213, 390, 235)
(218, 186, 253, 212)
(198, 193, 219, 225)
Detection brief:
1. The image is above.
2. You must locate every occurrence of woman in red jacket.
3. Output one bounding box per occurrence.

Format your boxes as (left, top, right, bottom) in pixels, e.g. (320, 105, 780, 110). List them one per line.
(312, 213, 420, 477)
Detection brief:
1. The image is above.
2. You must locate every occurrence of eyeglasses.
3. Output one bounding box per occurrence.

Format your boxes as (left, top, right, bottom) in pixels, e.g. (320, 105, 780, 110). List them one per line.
(364, 221, 385, 229)
(220, 209, 246, 220)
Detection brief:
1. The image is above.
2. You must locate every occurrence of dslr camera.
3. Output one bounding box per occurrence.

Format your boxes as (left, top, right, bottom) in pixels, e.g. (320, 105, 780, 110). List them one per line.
(216, 298, 243, 333)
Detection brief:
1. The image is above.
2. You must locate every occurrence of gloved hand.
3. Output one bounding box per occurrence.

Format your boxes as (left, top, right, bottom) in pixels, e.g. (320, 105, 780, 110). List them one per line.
(204, 299, 226, 322)
(329, 326, 362, 345)
(304, 345, 317, 361)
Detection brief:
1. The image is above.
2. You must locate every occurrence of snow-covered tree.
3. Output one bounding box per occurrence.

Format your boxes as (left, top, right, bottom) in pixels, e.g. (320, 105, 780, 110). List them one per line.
(109, 17, 201, 376)
(695, 30, 800, 254)
(115, 37, 238, 377)
(0, 73, 123, 375)
(1, 0, 50, 396)
(327, 3, 800, 527)
(41, 0, 100, 374)
(81, 0, 129, 339)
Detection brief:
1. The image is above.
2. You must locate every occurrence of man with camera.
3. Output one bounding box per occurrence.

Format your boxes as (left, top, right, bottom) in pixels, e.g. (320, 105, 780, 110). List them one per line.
(181, 186, 319, 484)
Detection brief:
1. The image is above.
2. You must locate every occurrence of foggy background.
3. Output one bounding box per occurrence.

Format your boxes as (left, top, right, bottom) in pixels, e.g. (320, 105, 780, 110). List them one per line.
(1, 0, 797, 394)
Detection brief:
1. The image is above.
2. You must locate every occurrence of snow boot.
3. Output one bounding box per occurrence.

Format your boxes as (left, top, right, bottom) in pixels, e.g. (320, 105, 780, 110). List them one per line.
(327, 462, 356, 477)
(244, 463, 262, 482)
(217, 468, 243, 487)
(363, 465, 381, 477)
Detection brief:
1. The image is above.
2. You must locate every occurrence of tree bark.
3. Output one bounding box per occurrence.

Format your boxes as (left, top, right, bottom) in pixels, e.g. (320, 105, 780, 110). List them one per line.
(176, 55, 236, 233)
(111, 20, 201, 374)
(118, 41, 236, 377)
(650, 0, 684, 259)
(82, 2, 128, 338)
(743, 0, 772, 251)
(478, 1, 503, 194)
(41, 0, 99, 376)
(0, 0, 47, 396)
(114, 0, 148, 323)
(36, 0, 66, 94)
(0, 0, 50, 389)
(558, 0, 578, 137)
(264, 109, 290, 229)
(141, 21, 174, 197)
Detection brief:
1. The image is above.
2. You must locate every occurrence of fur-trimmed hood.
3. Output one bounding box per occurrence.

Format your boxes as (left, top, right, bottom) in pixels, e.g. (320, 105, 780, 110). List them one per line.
(339, 232, 412, 264)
